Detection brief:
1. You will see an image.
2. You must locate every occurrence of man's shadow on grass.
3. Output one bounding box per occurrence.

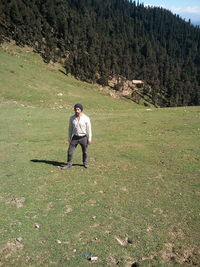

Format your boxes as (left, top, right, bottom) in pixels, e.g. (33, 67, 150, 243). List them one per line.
(30, 159, 84, 167)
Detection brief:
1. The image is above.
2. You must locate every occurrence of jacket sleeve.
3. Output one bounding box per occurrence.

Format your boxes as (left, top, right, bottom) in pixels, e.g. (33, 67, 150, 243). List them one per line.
(86, 117, 92, 142)
(68, 117, 73, 140)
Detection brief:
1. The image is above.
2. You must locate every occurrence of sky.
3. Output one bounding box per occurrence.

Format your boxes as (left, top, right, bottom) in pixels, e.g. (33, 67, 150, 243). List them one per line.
(138, 0, 200, 24)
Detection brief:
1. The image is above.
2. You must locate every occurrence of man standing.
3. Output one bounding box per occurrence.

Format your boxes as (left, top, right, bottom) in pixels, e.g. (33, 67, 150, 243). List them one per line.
(62, 103, 92, 169)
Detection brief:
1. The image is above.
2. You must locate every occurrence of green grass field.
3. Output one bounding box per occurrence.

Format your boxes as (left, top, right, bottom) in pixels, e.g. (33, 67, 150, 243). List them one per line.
(0, 42, 200, 266)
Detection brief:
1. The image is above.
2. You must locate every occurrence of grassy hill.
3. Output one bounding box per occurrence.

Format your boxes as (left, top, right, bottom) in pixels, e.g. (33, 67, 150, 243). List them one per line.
(0, 42, 200, 266)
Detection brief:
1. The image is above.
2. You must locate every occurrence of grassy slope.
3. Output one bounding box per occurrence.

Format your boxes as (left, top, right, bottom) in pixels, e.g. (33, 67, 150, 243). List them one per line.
(0, 43, 200, 266)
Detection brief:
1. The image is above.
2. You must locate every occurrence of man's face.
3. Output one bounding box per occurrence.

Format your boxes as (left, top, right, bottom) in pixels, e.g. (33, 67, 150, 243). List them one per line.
(74, 107, 82, 116)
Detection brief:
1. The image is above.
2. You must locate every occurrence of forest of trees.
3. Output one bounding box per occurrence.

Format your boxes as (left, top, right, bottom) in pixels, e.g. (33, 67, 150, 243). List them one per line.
(0, 0, 200, 107)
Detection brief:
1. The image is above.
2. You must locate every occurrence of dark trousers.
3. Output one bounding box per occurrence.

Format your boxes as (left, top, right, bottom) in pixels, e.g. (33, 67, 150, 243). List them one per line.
(67, 135, 88, 165)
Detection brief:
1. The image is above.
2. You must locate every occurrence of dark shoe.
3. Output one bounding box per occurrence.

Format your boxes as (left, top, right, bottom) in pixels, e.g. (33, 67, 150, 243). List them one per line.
(84, 164, 89, 168)
(60, 164, 72, 169)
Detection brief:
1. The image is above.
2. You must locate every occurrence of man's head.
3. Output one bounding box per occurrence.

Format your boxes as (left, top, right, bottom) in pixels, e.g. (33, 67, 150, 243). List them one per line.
(74, 103, 83, 116)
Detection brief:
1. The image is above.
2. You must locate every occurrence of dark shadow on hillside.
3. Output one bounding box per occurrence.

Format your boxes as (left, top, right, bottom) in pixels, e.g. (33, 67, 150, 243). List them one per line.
(58, 69, 67, 75)
(30, 159, 85, 168)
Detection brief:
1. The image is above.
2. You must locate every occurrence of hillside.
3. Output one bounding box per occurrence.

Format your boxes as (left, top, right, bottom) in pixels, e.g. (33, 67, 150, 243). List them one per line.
(0, 0, 200, 107)
(0, 43, 200, 266)
(0, 41, 139, 111)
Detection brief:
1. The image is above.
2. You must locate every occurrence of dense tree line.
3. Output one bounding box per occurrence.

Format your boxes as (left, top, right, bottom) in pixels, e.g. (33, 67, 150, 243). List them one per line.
(0, 0, 200, 106)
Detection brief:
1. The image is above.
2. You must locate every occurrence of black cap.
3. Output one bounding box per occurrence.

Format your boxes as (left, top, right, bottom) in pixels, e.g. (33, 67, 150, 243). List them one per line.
(74, 103, 83, 111)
